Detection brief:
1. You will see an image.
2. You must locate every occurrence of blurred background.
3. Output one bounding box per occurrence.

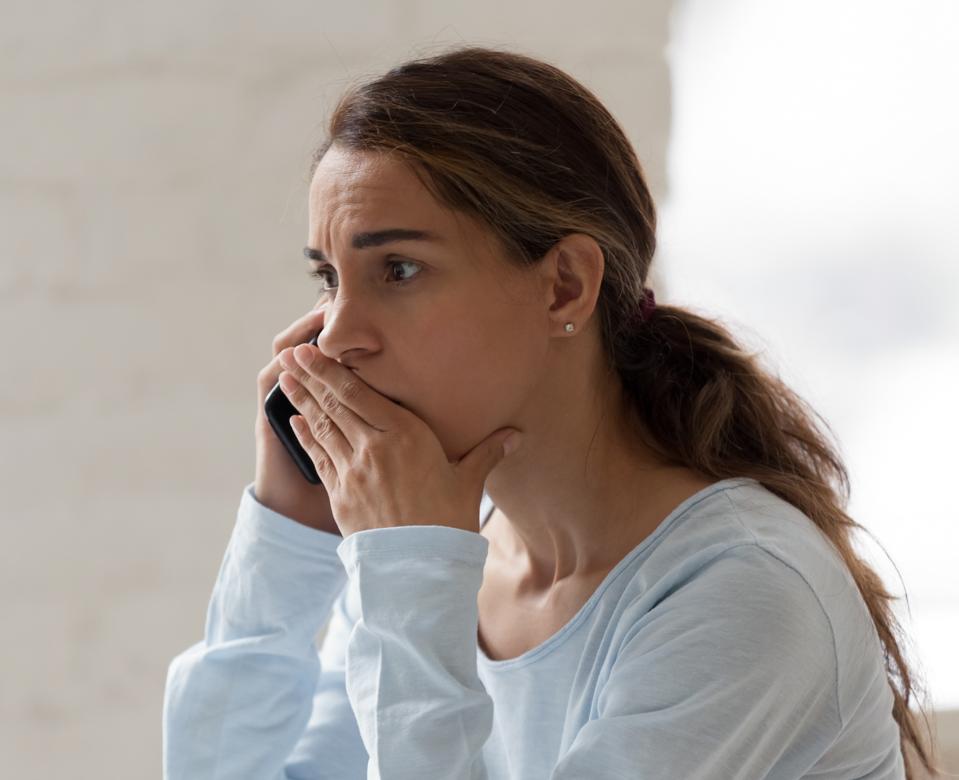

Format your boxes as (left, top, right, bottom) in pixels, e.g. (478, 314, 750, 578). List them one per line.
(2, 0, 956, 776)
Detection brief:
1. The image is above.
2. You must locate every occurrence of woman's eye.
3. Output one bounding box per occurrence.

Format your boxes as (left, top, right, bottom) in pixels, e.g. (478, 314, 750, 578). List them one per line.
(308, 259, 422, 293)
(387, 259, 422, 284)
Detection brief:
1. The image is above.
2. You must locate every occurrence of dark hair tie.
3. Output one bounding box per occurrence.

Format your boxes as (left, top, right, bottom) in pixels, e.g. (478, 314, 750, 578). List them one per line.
(632, 287, 656, 325)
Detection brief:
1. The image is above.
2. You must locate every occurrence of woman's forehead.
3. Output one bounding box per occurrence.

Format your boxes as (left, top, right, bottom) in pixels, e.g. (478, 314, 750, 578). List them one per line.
(311, 146, 423, 197)
(308, 153, 495, 254)
(309, 148, 441, 226)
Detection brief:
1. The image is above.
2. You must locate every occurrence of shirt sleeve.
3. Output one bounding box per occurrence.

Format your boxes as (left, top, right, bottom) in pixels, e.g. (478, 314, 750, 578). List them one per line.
(163, 482, 363, 780)
(549, 544, 843, 780)
(334, 524, 494, 780)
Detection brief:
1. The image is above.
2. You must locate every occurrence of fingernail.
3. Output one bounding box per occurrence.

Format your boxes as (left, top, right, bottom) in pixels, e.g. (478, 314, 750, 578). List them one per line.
(279, 372, 298, 393)
(293, 344, 314, 366)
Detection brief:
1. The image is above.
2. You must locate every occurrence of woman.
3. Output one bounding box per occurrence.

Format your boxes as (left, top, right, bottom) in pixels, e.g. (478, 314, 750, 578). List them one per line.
(163, 46, 940, 778)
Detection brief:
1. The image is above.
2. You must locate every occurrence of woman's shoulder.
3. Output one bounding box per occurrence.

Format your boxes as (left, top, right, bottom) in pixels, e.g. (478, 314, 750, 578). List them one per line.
(609, 478, 888, 730)
(633, 477, 855, 599)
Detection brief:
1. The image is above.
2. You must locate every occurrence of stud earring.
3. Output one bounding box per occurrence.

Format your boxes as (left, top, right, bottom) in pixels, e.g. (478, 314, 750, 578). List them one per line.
(564, 323, 575, 333)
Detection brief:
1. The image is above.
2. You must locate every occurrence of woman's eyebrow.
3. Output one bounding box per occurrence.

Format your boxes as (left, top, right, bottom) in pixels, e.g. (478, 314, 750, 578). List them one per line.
(303, 228, 441, 262)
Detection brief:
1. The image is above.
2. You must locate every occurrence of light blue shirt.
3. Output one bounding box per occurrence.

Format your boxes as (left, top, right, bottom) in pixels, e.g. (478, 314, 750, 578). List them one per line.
(163, 476, 904, 778)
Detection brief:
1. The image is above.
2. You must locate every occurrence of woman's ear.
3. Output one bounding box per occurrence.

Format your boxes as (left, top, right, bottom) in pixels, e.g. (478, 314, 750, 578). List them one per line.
(543, 233, 605, 328)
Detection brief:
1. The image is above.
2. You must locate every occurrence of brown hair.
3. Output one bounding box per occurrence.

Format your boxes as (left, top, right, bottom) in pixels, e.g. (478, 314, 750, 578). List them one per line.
(307, 44, 941, 777)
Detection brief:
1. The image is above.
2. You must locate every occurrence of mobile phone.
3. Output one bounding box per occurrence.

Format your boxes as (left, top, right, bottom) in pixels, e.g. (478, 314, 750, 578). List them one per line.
(264, 331, 323, 485)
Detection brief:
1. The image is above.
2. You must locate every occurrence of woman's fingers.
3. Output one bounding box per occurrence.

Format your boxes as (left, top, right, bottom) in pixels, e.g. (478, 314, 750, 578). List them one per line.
(271, 307, 325, 356)
(258, 308, 325, 398)
(277, 359, 358, 476)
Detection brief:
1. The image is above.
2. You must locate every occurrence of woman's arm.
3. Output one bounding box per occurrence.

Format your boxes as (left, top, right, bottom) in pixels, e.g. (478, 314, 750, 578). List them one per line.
(333, 524, 495, 779)
(162, 483, 365, 779)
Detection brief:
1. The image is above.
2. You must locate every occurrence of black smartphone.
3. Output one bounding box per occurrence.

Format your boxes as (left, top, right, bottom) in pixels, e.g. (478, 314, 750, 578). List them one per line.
(264, 331, 323, 485)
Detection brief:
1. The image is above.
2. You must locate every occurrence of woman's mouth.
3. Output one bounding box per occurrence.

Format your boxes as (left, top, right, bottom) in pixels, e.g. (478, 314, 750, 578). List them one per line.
(348, 368, 404, 408)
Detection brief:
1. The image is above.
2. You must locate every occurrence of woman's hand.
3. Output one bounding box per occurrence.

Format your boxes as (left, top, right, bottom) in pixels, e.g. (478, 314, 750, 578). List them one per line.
(275, 342, 521, 538)
(253, 308, 339, 534)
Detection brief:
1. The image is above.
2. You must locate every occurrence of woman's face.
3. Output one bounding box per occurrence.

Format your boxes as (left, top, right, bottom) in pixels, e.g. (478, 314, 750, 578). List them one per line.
(307, 144, 549, 461)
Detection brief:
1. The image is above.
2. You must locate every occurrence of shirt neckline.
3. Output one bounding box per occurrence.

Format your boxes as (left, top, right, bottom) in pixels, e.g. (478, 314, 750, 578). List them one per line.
(477, 476, 758, 670)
